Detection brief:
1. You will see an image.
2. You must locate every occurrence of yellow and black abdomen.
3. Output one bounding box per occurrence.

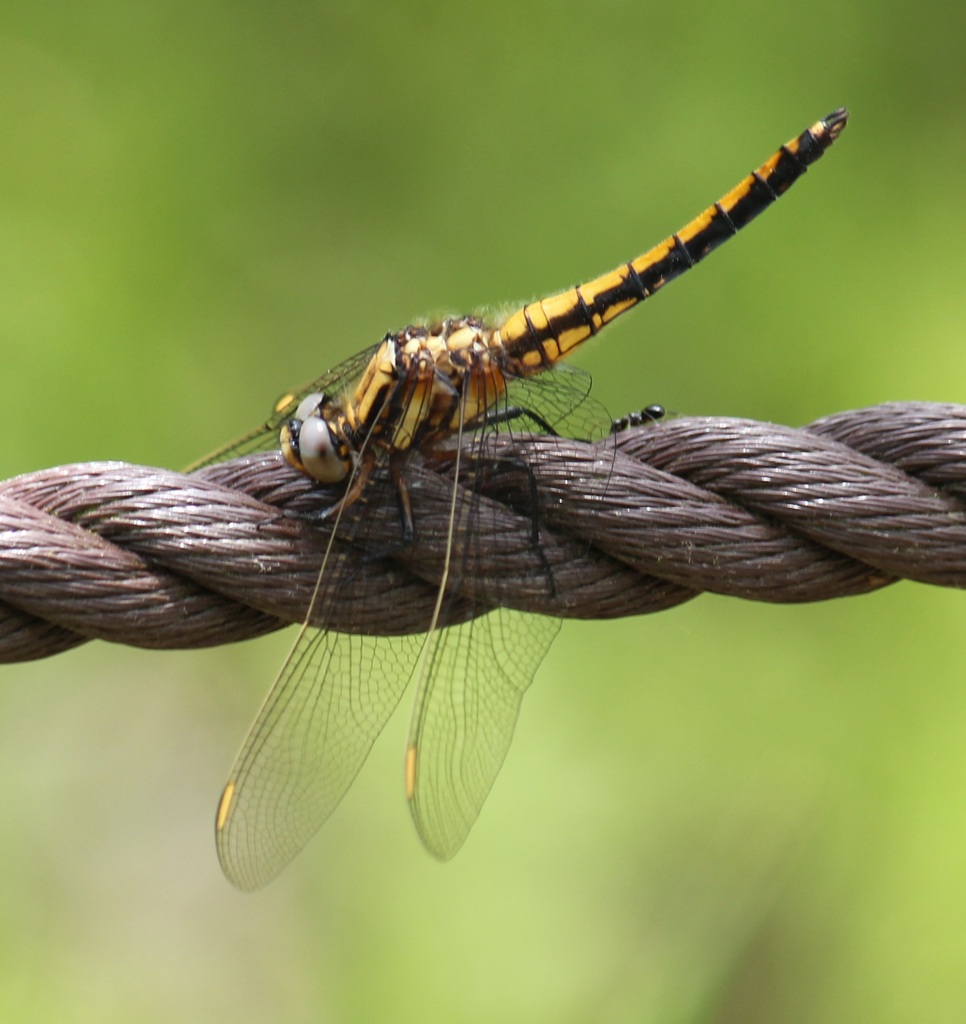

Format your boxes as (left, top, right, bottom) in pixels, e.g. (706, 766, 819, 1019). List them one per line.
(498, 108, 848, 373)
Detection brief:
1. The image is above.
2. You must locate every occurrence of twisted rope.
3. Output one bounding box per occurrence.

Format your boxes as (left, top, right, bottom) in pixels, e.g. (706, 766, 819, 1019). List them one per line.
(2, 401, 964, 665)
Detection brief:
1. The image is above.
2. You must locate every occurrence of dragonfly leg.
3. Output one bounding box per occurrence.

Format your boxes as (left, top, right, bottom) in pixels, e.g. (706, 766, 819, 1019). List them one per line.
(390, 453, 415, 544)
(294, 452, 376, 529)
(475, 405, 560, 437)
(475, 450, 558, 601)
(351, 453, 418, 566)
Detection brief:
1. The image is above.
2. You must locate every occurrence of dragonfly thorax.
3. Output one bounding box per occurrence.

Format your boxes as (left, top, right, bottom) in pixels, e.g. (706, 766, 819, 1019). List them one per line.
(348, 316, 509, 454)
(276, 313, 507, 489)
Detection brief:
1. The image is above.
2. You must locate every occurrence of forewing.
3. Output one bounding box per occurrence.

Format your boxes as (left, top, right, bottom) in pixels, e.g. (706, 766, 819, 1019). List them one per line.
(405, 606, 560, 860)
(187, 342, 381, 470)
(216, 624, 422, 890)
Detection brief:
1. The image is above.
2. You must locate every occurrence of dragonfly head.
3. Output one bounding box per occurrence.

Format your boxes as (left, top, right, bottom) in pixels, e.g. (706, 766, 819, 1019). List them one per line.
(280, 392, 352, 484)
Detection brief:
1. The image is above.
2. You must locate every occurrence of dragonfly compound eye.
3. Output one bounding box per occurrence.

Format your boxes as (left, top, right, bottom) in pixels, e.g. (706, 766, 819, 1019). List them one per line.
(293, 392, 326, 422)
(291, 414, 348, 483)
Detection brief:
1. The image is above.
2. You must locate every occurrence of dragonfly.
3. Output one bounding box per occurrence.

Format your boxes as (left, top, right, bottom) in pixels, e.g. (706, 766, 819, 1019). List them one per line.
(198, 108, 848, 890)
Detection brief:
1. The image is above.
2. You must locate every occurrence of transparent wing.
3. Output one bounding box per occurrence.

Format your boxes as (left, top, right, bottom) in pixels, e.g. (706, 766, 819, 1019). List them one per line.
(501, 361, 611, 442)
(399, 360, 591, 859)
(216, 623, 422, 891)
(405, 606, 560, 860)
(187, 342, 382, 470)
(215, 332, 591, 883)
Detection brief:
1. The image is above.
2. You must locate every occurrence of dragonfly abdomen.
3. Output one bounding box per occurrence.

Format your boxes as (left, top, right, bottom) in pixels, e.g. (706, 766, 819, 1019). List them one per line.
(498, 108, 848, 374)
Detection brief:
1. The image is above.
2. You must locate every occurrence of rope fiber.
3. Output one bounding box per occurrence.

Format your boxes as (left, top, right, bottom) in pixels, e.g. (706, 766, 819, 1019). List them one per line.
(2, 401, 965, 665)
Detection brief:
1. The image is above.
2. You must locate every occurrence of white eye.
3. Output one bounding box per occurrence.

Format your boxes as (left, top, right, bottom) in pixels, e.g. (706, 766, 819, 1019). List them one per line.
(293, 392, 325, 422)
(297, 415, 348, 483)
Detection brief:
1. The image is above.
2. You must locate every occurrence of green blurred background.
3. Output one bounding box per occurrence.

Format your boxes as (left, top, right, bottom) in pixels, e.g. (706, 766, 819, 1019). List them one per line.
(2, 2, 966, 1021)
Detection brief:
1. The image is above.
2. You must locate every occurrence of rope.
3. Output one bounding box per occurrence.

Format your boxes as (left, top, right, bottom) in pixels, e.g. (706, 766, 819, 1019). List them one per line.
(2, 401, 964, 665)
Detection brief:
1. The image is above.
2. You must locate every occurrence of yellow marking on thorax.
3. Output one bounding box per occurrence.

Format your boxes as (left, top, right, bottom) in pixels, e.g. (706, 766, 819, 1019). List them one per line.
(394, 378, 437, 446)
(457, 361, 507, 424)
(444, 324, 480, 351)
(351, 340, 397, 429)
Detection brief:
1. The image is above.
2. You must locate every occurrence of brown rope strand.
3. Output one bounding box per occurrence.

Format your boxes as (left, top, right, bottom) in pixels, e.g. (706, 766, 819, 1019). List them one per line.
(1, 401, 963, 664)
